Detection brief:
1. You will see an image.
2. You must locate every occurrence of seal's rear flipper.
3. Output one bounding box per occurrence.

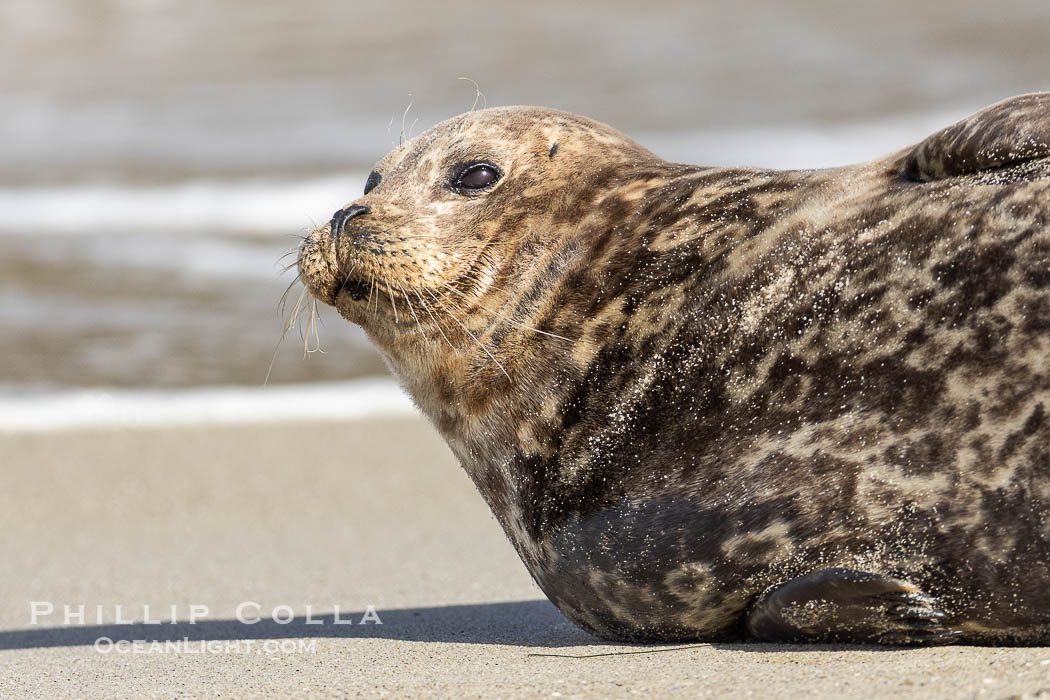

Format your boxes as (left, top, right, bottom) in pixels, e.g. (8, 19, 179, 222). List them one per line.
(901, 93, 1050, 182)
(746, 568, 961, 645)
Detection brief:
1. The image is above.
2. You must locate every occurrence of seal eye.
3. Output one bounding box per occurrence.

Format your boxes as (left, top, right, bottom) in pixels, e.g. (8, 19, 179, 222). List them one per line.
(363, 170, 382, 195)
(454, 162, 501, 192)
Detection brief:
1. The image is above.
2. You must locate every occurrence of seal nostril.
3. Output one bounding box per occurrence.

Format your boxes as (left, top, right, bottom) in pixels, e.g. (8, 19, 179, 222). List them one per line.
(330, 204, 372, 235)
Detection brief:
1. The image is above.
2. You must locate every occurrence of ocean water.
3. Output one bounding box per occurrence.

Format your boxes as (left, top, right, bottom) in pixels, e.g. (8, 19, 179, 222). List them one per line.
(1, 0, 1048, 423)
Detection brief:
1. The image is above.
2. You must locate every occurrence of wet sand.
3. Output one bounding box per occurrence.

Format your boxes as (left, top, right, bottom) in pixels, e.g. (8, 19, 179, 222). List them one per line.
(1, 416, 1049, 698)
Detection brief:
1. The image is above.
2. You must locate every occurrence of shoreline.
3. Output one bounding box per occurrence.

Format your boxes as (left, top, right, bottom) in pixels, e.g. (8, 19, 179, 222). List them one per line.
(0, 378, 415, 433)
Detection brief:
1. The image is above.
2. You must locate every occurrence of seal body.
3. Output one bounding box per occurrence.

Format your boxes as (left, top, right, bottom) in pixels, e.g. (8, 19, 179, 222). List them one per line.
(297, 95, 1050, 644)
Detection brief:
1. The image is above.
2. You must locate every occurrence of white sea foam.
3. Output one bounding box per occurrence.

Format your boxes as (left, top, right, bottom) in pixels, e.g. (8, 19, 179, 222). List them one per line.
(0, 378, 419, 433)
(0, 174, 367, 235)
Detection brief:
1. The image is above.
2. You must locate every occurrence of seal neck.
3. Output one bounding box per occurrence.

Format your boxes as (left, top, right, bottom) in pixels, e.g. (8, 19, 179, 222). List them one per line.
(374, 163, 774, 538)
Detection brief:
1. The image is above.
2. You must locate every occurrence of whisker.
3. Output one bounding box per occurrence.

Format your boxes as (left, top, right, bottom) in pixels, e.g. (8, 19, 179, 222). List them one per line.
(439, 282, 576, 344)
(386, 282, 400, 324)
(265, 284, 309, 386)
(415, 289, 456, 351)
(457, 77, 487, 112)
(278, 273, 303, 316)
(370, 271, 380, 318)
(367, 270, 377, 315)
(400, 95, 414, 147)
(397, 281, 426, 340)
(303, 297, 325, 357)
(426, 289, 510, 381)
(341, 263, 358, 286)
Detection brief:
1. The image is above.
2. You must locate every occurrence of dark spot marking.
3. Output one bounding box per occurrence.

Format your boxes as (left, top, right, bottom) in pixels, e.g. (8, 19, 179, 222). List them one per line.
(363, 170, 382, 195)
(1024, 403, 1046, 436)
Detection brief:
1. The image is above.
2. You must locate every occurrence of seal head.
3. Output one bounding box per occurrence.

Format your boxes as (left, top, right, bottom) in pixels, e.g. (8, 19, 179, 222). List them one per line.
(298, 106, 692, 446)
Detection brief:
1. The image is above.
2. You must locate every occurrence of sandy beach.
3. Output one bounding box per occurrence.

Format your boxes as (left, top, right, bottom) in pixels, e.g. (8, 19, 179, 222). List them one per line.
(0, 414, 1047, 698)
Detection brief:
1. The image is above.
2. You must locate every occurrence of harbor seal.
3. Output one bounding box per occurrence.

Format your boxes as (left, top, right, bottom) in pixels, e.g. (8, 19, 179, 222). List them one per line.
(297, 94, 1050, 644)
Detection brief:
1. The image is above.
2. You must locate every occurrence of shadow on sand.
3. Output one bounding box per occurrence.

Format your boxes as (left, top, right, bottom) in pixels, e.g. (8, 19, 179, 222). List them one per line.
(0, 600, 600, 651)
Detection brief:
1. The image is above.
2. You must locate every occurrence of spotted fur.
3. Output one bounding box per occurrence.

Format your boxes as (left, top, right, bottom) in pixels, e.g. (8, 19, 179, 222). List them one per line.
(297, 94, 1050, 644)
